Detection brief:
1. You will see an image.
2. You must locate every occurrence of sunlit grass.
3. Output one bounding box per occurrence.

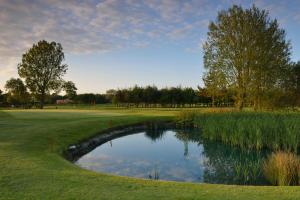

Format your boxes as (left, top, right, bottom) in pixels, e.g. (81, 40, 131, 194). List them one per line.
(263, 151, 300, 186)
(1, 108, 300, 199)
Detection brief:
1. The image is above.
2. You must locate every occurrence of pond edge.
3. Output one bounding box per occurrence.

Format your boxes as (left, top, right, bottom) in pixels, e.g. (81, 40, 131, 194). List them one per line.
(64, 120, 176, 162)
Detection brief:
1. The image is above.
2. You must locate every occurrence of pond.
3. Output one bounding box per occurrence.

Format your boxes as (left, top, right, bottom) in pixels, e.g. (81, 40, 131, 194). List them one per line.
(75, 128, 269, 185)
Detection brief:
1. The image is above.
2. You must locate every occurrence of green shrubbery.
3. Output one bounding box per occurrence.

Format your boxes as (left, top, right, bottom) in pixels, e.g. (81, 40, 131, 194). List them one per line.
(192, 112, 300, 151)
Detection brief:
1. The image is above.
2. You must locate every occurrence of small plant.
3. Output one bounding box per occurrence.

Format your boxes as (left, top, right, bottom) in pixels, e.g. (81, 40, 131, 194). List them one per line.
(263, 151, 300, 186)
(176, 111, 196, 128)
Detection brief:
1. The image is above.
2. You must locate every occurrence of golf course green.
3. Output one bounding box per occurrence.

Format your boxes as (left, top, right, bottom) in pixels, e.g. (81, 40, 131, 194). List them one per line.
(1, 108, 300, 200)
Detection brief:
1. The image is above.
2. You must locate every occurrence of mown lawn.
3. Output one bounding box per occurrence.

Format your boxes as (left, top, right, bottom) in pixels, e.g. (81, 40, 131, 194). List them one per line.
(0, 109, 300, 200)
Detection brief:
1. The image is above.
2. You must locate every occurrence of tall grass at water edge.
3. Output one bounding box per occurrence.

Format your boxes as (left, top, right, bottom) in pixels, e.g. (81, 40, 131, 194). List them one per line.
(263, 151, 300, 186)
(178, 112, 300, 151)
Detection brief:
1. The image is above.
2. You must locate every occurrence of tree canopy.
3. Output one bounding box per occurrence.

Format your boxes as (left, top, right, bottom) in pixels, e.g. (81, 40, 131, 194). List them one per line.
(63, 81, 77, 100)
(203, 5, 291, 110)
(18, 40, 68, 108)
(4, 78, 29, 106)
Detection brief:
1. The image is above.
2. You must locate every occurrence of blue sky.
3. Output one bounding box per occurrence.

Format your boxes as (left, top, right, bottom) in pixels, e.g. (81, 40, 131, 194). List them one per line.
(0, 0, 300, 93)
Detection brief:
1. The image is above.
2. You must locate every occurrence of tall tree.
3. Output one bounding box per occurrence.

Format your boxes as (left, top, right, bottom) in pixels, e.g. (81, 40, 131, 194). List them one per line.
(0, 89, 3, 103)
(18, 40, 68, 109)
(203, 69, 226, 107)
(62, 81, 77, 100)
(203, 5, 291, 110)
(4, 78, 29, 106)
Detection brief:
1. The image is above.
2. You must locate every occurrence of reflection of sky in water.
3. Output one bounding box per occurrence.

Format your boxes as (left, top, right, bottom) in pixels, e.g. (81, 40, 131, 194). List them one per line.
(76, 130, 269, 185)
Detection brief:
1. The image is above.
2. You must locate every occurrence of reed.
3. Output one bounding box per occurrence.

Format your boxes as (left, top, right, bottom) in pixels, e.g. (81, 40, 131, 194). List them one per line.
(176, 110, 196, 128)
(263, 151, 300, 186)
(192, 112, 300, 151)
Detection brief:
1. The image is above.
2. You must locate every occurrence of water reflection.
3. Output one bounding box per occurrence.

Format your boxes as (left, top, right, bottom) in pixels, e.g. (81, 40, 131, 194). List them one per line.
(144, 128, 165, 142)
(174, 130, 268, 185)
(76, 129, 269, 185)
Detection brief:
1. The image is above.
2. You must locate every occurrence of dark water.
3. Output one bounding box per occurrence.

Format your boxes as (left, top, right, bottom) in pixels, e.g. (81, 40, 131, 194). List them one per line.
(76, 129, 269, 185)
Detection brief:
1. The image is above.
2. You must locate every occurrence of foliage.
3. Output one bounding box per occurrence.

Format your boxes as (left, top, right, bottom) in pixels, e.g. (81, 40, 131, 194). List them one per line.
(0, 89, 3, 103)
(18, 40, 68, 108)
(193, 112, 300, 151)
(203, 69, 227, 107)
(4, 78, 30, 106)
(175, 111, 196, 127)
(75, 93, 109, 104)
(110, 85, 234, 107)
(263, 151, 300, 185)
(203, 5, 291, 110)
(62, 81, 77, 100)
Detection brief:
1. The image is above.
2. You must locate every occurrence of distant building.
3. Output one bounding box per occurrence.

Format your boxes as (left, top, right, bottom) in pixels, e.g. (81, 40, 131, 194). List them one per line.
(56, 99, 74, 104)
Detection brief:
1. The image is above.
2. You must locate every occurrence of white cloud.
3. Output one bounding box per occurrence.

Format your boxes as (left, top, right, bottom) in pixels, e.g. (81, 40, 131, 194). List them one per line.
(0, 0, 299, 84)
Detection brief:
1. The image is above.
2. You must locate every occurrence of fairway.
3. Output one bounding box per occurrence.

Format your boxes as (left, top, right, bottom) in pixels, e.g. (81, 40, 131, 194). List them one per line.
(1, 109, 300, 200)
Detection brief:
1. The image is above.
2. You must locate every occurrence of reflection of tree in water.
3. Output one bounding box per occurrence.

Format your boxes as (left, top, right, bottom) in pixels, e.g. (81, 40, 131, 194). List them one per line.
(148, 166, 160, 180)
(201, 141, 268, 185)
(144, 129, 165, 142)
(174, 129, 269, 185)
(175, 129, 194, 157)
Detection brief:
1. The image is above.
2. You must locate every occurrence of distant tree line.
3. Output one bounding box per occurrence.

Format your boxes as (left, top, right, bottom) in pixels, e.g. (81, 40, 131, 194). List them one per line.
(48, 93, 109, 105)
(106, 85, 233, 108)
(0, 84, 234, 108)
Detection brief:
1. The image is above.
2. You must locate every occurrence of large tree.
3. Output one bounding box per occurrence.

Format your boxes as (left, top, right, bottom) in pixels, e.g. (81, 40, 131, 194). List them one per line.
(203, 5, 291, 110)
(18, 40, 68, 109)
(0, 89, 3, 103)
(62, 81, 77, 100)
(4, 78, 29, 106)
(203, 68, 227, 107)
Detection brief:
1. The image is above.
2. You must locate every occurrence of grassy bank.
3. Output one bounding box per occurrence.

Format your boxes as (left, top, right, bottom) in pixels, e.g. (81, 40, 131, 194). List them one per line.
(194, 112, 300, 151)
(1, 109, 300, 199)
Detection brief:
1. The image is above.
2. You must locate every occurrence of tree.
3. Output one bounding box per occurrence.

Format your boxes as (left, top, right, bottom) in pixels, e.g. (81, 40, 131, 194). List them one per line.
(18, 40, 68, 109)
(279, 61, 300, 107)
(203, 69, 226, 107)
(182, 88, 196, 106)
(203, 5, 291, 110)
(4, 78, 29, 106)
(143, 86, 160, 106)
(0, 89, 3, 103)
(62, 81, 77, 100)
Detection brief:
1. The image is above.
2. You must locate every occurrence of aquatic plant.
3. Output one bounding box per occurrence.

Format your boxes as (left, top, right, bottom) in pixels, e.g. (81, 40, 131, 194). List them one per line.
(176, 111, 196, 128)
(263, 151, 300, 186)
(192, 112, 300, 151)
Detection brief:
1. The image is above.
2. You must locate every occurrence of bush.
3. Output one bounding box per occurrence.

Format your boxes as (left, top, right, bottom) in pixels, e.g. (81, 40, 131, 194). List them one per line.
(263, 151, 300, 186)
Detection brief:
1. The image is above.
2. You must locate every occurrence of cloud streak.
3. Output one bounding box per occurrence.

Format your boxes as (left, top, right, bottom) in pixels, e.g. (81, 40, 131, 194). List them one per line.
(0, 0, 299, 85)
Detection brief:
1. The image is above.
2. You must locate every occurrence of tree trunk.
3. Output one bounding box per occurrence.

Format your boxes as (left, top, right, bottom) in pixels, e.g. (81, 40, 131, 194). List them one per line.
(212, 95, 215, 107)
(40, 92, 45, 109)
(236, 93, 244, 111)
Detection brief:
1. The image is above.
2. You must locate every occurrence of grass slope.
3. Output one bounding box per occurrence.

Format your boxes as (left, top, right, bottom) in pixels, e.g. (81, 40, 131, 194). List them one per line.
(0, 109, 300, 200)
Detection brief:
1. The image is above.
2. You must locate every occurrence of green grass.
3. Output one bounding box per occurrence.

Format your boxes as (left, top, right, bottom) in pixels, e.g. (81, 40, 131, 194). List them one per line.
(1, 108, 300, 199)
(194, 112, 300, 151)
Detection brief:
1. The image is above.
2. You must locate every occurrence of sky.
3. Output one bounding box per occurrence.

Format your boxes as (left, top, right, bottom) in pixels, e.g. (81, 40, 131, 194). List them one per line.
(0, 0, 300, 93)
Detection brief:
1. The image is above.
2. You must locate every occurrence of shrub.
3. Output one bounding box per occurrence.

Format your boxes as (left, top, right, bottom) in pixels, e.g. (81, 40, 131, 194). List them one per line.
(263, 151, 300, 186)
